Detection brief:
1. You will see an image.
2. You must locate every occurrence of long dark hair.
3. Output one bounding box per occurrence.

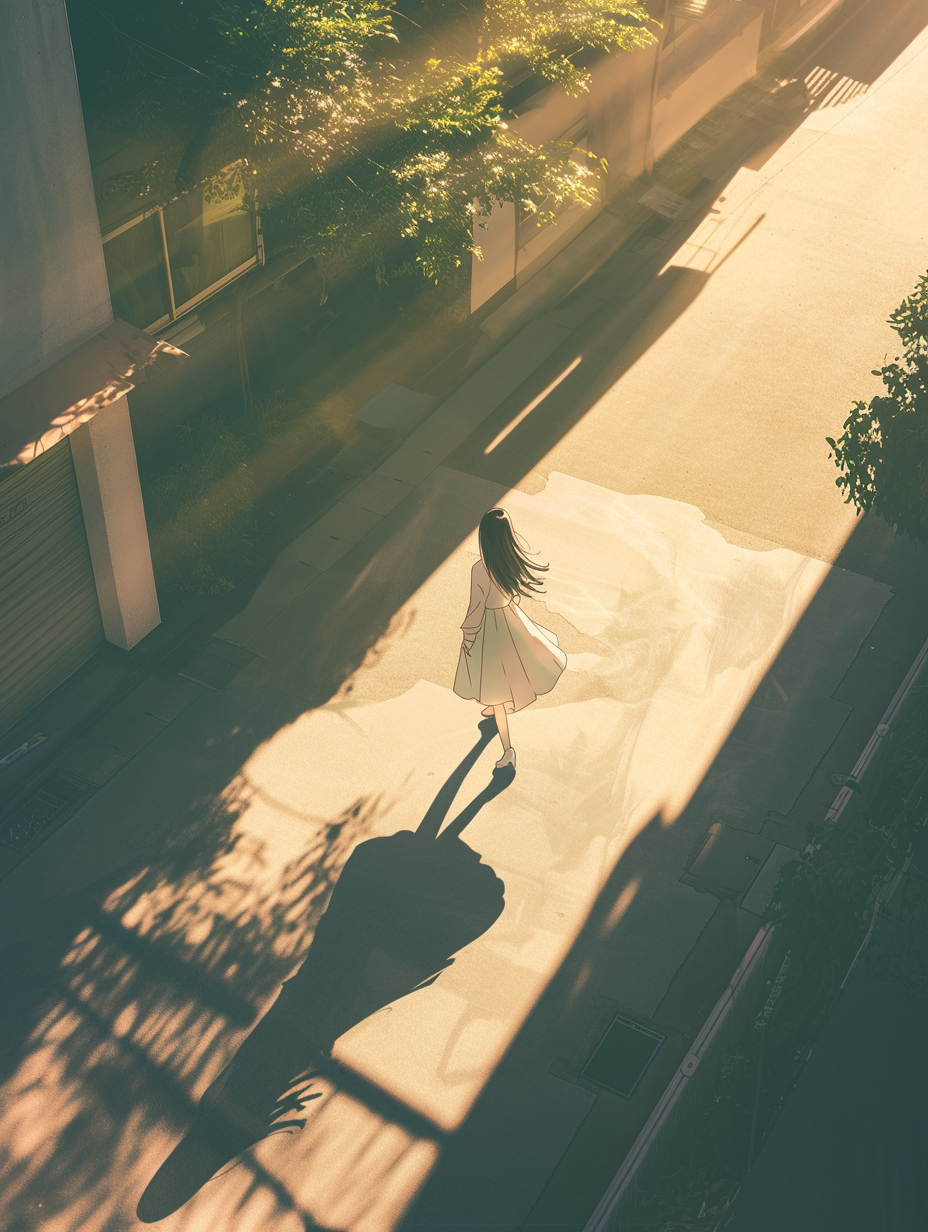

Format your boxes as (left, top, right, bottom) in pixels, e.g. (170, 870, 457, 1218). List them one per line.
(478, 508, 549, 598)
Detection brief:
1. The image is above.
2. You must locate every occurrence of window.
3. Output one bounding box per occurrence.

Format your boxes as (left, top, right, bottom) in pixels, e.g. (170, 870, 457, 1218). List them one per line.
(103, 213, 172, 330)
(101, 163, 262, 332)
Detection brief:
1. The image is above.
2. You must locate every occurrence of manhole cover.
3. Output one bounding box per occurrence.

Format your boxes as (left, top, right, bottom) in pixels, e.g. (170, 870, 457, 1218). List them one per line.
(0, 770, 96, 854)
(581, 1015, 665, 1099)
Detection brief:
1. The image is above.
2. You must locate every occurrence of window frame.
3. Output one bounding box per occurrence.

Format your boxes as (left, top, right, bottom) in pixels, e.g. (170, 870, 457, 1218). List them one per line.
(100, 166, 263, 334)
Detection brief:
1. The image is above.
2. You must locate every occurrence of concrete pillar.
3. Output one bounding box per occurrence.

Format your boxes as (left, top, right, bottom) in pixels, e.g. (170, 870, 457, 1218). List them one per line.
(70, 396, 160, 649)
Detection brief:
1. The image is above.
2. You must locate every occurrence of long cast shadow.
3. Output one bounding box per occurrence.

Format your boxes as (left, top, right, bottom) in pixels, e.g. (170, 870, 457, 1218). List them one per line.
(136, 719, 513, 1222)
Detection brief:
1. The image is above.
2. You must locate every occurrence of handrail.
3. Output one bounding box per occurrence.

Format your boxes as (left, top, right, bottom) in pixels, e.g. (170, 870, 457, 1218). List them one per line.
(824, 633, 928, 824)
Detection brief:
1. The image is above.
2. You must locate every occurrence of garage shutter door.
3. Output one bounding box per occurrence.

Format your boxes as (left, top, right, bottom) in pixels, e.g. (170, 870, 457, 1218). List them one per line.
(0, 438, 105, 737)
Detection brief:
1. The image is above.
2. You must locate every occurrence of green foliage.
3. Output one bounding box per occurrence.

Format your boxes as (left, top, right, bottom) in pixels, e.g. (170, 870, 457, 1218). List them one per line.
(483, 0, 657, 94)
(70, 0, 657, 282)
(827, 271, 928, 544)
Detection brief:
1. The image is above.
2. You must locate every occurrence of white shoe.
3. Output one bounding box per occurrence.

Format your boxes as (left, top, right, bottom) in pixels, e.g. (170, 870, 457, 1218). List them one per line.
(495, 747, 516, 770)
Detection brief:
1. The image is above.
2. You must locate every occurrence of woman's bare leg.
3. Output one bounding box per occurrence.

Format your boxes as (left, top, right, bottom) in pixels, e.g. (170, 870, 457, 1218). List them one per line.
(492, 704, 511, 754)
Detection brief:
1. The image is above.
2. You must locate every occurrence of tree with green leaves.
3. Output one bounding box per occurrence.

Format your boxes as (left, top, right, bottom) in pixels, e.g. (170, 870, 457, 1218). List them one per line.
(828, 271, 928, 545)
(69, 0, 658, 284)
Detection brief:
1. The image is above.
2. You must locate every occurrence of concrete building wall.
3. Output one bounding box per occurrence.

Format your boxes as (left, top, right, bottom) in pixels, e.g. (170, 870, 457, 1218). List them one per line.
(0, 0, 112, 399)
(470, 26, 662, 312)
(471, 203, 518, 315)
(0, 0, 160, 653)
(468, 1, 817, 310)
(587, 37, 661, 185)
(652, 7, 766, 160)
(769, 0, 845, 51)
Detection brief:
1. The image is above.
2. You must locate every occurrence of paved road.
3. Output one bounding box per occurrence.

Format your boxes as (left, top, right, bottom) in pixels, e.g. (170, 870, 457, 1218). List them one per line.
(0, 5, 927, 1232)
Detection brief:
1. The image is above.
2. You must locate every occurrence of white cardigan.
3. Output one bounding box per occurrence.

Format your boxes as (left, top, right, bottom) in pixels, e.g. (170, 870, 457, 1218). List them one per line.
(460, 559, 519, 643)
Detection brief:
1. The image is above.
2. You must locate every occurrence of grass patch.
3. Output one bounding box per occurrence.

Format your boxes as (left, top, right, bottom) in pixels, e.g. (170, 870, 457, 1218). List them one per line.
(142, 412, 256, 599)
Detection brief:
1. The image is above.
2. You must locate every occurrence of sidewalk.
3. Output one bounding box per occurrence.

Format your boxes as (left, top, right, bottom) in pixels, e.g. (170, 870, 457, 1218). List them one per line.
(0, 449, 895, 1232)
(0, 0, 861, 825)
(0, 5, 927, 1232)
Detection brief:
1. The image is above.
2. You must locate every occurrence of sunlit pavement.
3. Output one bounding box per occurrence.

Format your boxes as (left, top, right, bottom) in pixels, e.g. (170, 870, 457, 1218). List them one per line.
(1, 7, 928, 1232)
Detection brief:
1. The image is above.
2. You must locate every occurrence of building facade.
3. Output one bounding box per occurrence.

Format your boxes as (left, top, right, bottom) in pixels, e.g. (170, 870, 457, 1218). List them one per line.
(0, 0, 177, 737)
(470, 0, 847, 311)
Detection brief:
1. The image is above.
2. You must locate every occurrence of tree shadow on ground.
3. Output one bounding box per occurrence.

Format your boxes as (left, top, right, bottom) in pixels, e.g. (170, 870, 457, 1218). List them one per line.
(0, 721, 513, 1231)
(137, 719, 511, 1222)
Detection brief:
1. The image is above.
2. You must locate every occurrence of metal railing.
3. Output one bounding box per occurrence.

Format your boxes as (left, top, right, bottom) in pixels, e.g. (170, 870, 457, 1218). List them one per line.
(584, 922, 775, 1232)
(583, 633, 928, 1232)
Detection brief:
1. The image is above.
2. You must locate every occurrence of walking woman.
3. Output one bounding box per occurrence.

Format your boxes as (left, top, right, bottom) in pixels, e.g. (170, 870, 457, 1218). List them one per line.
(454, 508, 567, 770)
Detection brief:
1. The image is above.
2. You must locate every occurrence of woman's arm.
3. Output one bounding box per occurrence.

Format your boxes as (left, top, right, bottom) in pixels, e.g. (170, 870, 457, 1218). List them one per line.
(460, 564, 489, 646)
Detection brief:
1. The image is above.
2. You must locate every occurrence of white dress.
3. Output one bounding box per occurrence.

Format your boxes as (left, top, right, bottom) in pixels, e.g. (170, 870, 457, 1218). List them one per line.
(453, 558, 567, 714)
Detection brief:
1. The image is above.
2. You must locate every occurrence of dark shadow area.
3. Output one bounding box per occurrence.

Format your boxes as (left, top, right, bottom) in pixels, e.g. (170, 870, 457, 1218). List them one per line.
(0, 547, 286, 825)
(400, 810, 691, 1232)
(726, 828, 928, 1232)
(804, 0, 928, 87)
(136, 719, 512, 1222)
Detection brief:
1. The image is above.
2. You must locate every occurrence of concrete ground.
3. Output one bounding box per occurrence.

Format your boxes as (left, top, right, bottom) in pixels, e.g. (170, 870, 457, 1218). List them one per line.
(1, 4, 927, 1231)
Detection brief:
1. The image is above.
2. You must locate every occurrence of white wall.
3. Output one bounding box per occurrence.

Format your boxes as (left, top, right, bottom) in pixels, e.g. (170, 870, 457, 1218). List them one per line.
(651, 7, 766, 160)
(772, 0, 844, 51)
(470, 33, 661, 311)
(0, 0, 160, 651)
(0, 0, 113, 399)
(587, 37, 660, 184)
(471, 201, 518, 313)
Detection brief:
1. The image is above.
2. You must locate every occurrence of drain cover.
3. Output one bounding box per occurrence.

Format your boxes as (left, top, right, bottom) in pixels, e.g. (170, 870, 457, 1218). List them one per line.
(683, 822, 774, 895)
(179, 639, 257, 689)
(581, 1015, 665, 1098)
(0, 770, 96, 854)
